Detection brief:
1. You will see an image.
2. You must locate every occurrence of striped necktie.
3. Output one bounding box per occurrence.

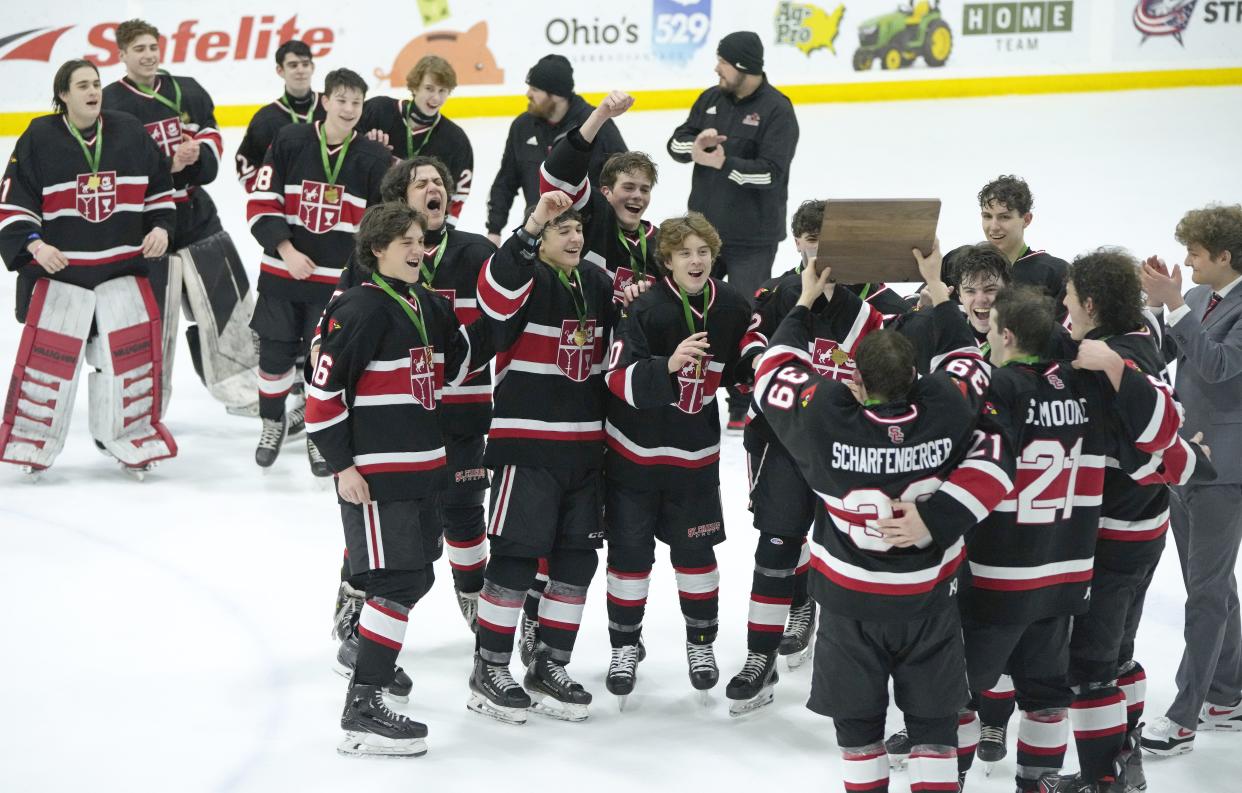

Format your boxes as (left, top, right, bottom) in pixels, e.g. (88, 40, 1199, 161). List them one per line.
(1204, 292, 1223, 320)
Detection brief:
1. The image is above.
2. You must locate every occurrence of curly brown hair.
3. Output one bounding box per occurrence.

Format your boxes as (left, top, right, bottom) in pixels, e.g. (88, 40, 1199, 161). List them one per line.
(656, 213, 721, 276)
(1068, 248, 1145, 336)
(791, 199, 825, 238)
(979, 175, 1033, 215)
(354, 203, 427, 276)
(1176, 204, 1242, 274)
(115, 19, 159, 51)
(381, 156, 455, 204)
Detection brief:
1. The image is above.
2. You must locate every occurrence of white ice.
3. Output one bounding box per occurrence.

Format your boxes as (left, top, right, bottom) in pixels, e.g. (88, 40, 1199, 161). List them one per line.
(2, 86, 1241, 792)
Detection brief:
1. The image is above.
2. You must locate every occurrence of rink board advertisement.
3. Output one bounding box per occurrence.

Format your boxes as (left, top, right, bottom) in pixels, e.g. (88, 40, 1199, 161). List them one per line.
(0, 0, 1238, 119)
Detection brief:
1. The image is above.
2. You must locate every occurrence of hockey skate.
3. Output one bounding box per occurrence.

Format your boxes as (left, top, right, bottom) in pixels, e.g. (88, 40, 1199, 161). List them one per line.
(467, 655, 530, 725)
(255, 415, 287, 468)
(725, 650, 779, 717)
(517, 611, 538, 669)
(120, 461, 157, 482)
(525, 652, 592, 722)
(885, 728, 911, 770)
(307, 437, 332, 479)
(1038, 772, 1100, 793)
(338, 680, 427, 758)
(606, 643, 643, 711)
(333, 633, 413, 704)
(778, 600, 816, 670)
(978, 722, 1008, 774)
(332, 581, 364, 642)
(686, 641, 719, 704)
(1118, 724, 1145, 792)
(20, 464, 44, 483)
(286, 402, 306, 440)
(455, 589, 479, 633)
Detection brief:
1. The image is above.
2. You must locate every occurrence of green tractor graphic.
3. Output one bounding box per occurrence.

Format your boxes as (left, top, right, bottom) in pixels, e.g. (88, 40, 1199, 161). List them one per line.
(853, 0, 953, 71)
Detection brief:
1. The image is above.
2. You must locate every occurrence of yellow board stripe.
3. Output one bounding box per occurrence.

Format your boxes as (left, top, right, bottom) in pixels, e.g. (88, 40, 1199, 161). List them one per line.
(4, 67, 1240, 135)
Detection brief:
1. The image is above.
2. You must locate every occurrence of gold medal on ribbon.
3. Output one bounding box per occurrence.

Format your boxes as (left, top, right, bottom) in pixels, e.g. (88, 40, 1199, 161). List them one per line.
(831, 348, 850, 366)
(180, 111, 191, 124)
(86, 174, 101, 190)
(324, 187, 340, 204)
(573, 327, 588, 347)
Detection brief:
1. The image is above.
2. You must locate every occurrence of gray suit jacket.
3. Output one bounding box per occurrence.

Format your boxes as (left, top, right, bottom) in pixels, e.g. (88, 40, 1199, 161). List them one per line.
(1167, 283, 1242, 484)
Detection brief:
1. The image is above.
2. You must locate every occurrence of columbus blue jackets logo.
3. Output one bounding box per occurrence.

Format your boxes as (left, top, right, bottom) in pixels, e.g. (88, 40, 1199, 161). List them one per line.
(675, 353, 717, 414)
(76, 171, 117, 223)
(143, 118, 183, 157)
(1133, 0, 1198, 44)
(557, 319, 596, 383)
(812, 337, 856, 381)
(299, 180, 342, 234)
(408, 345, 436, 409)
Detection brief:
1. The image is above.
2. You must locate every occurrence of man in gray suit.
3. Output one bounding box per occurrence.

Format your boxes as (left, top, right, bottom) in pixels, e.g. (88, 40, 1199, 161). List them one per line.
(1141, 204, 1242, 756)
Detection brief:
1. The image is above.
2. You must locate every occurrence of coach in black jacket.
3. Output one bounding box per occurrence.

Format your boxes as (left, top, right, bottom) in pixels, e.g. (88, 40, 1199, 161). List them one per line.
(485, 55, 626, 244)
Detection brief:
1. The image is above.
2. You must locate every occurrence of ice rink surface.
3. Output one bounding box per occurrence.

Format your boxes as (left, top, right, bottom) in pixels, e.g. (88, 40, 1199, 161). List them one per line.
(2, 85, 1241, 792)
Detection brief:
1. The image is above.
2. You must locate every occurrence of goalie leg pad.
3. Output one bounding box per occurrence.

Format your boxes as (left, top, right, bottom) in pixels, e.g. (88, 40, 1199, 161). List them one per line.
(0, 279, 95, 470)
(149, 254, 184, 417)
(87, 276, 177, 467)
(177, 229, 259, 410)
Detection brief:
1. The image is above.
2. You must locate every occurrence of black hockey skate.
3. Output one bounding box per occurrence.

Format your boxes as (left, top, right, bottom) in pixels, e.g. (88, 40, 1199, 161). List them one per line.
(885, 728, 911, 770)
(606, 643, 643, 711)
(255, 414, 287, 468)
(978, 722, 1008, 774)
(525, 652, 592, 722)
(332, 581, 364, 642)
(726, 650, 779, 717)
(517, 611, 538, 669)
(307, 437, 332, 478)
(467, 655, 530, 725)
(334, 633, 413, 703)
(778, 600, 816, 670)
(686, 641, 719, 703)
(1117, 724, 1145, 792)
(1039, 773, 1100, 793)
(338, 680, 428, 758)
(455, 589, 479, 633)
(286, 402, 306, 439)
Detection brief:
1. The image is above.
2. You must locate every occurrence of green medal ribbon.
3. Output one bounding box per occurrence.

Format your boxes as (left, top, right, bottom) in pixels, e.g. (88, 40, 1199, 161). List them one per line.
(859, 283, 872, 300)
(555, 267, 589, 342)
(404, 105, 442, 157)
(677, 279, 713, 376)
(278, 91, 316, 124)
(318, 124, 354, 189)
(135, 74, 187, 122)
(65, 117, 103, 180)
(615, 222, 648, 277)
(372, 273, 430, 347)
(420, 230, 448, 286)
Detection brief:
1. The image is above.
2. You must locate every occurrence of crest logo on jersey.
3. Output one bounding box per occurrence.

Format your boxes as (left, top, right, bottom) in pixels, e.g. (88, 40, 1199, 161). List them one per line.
(144, 118, 183, 156)
(76, 170, 117, 223)
(1047, 372, 1065, 390)
(557, 319, 596, 382)
(433, 288, 456, 307)
(612, 266, 655, 298)
(675, 353, 718, 414)
(299, 180, 342, 234)
(812, 337, 856, 381)
(408, 345, 437, 409)
(888, 425, 905, 445)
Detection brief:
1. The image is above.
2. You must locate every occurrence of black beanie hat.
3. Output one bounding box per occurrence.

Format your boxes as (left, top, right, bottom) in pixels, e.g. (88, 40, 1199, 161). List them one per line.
(526, 54, 574, 98)
(717, 31, 764, 75)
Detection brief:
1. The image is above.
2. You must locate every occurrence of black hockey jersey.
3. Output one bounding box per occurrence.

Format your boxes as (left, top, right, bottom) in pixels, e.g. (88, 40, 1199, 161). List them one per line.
(0, 111, 175, 319)
(754, 303, 1012, 622)
(844, 282, 915, 325)
(960, 354, 1182, 623)
(247, 122, 390, 304)
(1014, 246, 1069, 322)
(539, 127, 659, 302)
(667, 79, 798, 246)
(358, 97, 473, 225)
(306, 276, 487, 502)
(475, 232, 617, 469)
(604, 276, 752, 488)
(235, 91, 324, 192)
(103, 74, 222, 248)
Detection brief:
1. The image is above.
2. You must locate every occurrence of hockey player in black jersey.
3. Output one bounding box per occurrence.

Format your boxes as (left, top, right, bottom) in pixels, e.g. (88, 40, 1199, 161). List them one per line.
(754, 254, 1012, 793)
(104, 19, 259, 416)
(601, 212, 752, 706)
(0, 59, 176, 477)
(248, 68, 390, 476)
(978, 175, 1070, 322)
(359, 56, 474, 226)
(469, 190, 616, 724)
(236, 40, 324, 193)
(307, 202, 489, 757)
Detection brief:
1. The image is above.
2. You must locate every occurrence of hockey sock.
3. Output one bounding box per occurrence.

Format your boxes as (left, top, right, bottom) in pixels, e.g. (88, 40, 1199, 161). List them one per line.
(747, 532, 802, 653)
(354, 597, 408, 686)
(258, 339, 298, 421)
(476, 555, 538, 664)
(538, 549, 598, 661)
(1071, 684, 1127, 786)
(605, 544, 653, 648)
(905, 713, 958, 792)
(977, 674, 1017, 734)
(839, 742, 888, 793)
(1118, 661, 1147, 732)
(672, 546, 719, 645)
(956, 709, 980, 777)
(445, 516, 487, 596)
(791, 538, 811, 609)
(1015, 708, 1068, 792)
(523, 558, 550, 623)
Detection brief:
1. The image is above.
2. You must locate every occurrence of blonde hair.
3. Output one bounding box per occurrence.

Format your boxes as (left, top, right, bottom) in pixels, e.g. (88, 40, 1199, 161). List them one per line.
(405, 55, 457, 93)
